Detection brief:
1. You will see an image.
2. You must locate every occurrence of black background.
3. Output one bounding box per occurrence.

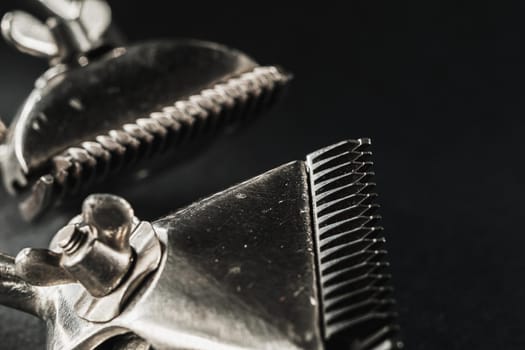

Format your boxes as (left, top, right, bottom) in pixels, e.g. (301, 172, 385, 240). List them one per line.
(0, 1, 523, 349)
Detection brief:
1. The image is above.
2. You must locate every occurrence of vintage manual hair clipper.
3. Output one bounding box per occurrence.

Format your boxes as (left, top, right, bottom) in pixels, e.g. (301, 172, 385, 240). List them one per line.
(0, 0, 291, 220)
(0, 139, 402, 350)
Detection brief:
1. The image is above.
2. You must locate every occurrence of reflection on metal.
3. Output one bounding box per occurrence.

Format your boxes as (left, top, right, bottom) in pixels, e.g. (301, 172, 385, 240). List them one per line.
(2, 194, 162, 325)
(0, 140, 401, 349)
(1, 0, 111, 61)
(0, 0, 291, 220)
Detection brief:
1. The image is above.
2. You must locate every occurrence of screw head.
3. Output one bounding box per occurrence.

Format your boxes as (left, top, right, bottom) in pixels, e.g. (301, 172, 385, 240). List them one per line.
(82, 194, 134, 250)
(48, 194, 137, 297)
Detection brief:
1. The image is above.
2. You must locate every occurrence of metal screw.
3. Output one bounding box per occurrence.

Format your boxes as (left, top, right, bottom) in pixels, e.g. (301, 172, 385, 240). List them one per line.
(58, 225, 87, 255)
(56, 194, 136, 297)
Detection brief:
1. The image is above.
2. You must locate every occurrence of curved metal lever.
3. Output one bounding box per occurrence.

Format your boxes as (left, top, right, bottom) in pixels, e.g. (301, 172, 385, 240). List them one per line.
(14, 248, 74, 286)
(1, 0, 112, 63)
(0, 252, 47, 317)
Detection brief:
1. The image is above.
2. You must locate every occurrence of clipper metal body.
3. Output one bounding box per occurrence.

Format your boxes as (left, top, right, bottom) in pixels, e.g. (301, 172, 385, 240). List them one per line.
(0, 0, 290, 220)
(0, 139, 402, 350)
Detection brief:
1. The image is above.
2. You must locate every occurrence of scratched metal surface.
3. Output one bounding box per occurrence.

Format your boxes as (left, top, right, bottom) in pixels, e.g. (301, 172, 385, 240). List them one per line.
(1, 1, 525, 350)
(0, 160, 323, 349)
(0, 139, 289, 349)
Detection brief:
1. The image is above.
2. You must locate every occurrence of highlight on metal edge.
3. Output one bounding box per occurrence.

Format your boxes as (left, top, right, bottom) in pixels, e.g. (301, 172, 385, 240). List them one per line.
(0, 139, 401, 350)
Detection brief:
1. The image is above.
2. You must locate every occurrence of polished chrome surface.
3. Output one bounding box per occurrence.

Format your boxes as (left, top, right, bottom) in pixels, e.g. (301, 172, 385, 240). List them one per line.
(55, 194, 135, 297)
(0, 162, 320, 349)
(1, 11, 59, 58)
(0, 141, 402, 349)
(15, 247, 74, 287)
(0, 252, 48, 317)
(1, 0, 111, 62)
(1, 194, 162, 339)
(74, 220, 162, 322)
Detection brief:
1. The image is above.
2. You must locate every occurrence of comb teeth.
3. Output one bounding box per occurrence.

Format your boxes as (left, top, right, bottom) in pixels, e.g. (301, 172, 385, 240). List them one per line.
(306, 139, 402, 350)
(20, 66, 290, 220)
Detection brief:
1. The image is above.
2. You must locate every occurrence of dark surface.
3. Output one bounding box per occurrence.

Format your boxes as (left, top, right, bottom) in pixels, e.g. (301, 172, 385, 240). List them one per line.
(0, 1, 522, 349)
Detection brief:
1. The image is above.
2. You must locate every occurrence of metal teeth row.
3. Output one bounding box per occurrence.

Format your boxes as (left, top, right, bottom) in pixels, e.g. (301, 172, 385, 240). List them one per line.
(20, 66, 290, 220)
(306, 139, 402, 350)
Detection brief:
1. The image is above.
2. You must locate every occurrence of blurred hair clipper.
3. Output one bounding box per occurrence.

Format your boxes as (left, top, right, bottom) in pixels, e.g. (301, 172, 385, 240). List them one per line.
(0, 0, 291, 220)
(0, 139, 402, 350)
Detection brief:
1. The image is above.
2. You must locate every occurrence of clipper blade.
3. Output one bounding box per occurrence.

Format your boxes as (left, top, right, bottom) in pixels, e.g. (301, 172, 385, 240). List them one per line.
(307, 139, 402, 350)
(0, 0, 291, 221)
(0, 139, 401, 350)
(18, 62, 290, 221)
